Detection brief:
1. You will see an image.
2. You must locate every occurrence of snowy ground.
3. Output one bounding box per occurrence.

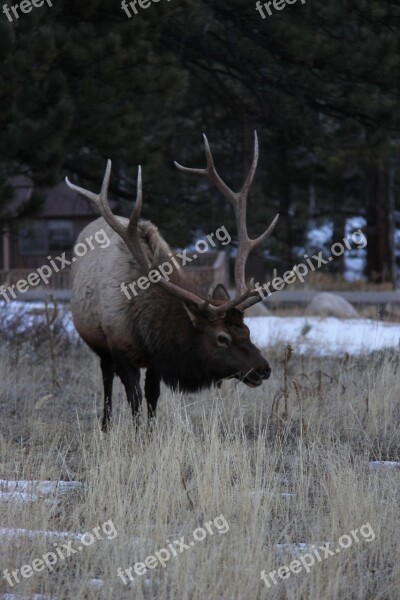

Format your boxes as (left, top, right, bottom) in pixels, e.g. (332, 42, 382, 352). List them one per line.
(246, 316, 400, 356)
(2, 301, 400, 357)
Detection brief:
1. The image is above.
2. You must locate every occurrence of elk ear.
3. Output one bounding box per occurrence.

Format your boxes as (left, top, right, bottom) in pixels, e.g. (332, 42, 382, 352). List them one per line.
(183, 303, 205, 330)
(211, 284, 230, 301)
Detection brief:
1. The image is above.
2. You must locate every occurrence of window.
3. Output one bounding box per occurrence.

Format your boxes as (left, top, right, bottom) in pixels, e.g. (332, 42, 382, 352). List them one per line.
(48, 221, 74, 251)
(19, 221, 48, 256)
(19, 220, 75, 256)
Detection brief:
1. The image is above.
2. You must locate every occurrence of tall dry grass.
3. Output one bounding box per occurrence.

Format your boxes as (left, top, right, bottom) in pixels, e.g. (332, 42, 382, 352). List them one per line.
(0, 318, 399, 599)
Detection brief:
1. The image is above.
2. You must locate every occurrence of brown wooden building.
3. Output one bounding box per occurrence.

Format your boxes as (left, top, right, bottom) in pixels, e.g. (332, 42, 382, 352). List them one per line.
(1, 175, 102, 271)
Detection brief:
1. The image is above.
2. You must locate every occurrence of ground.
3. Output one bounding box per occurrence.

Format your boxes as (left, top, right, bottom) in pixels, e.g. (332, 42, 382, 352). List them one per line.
(0, 303, 399, 599)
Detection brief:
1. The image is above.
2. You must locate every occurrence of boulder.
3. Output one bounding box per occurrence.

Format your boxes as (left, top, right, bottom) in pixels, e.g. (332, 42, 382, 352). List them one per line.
(307, 292, 359, 318)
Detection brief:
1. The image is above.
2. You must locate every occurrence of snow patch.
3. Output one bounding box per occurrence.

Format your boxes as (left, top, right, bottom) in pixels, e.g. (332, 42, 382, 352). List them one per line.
(246, 316, 400, 356)
(369, 461, 400, 470)
(0, 480, 82, 505)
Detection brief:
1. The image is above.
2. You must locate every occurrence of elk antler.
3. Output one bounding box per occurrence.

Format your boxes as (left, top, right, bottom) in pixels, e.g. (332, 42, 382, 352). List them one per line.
(175, 132, 279, 311)
(65, 162, 249, 319)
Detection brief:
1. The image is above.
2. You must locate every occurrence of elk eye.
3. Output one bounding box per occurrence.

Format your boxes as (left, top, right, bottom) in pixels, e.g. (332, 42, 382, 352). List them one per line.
(216, 333, 231, 347)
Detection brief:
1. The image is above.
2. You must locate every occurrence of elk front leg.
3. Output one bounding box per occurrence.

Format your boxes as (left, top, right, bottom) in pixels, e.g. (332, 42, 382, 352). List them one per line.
(113, 354, 142, 427)
(100, 354, 115, 432)
(145, 368, 161, 422)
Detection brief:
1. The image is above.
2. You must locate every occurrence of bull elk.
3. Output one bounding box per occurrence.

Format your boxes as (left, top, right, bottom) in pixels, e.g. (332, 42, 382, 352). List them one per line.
(65, 133, 279, 431)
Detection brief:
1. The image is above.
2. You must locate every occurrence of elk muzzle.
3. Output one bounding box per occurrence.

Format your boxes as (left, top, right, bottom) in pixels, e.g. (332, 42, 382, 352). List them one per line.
(241, 359, 271, 387)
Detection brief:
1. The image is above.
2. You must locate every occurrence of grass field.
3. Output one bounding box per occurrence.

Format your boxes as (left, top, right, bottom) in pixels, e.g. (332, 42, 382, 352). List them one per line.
(0, 316, 399, 599)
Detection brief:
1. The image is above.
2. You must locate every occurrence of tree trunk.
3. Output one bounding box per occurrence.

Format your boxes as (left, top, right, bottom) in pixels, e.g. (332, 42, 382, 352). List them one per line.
(330, 212, 346, 275)
(365, 162, 393, 284)
(279, 146, 294, 269)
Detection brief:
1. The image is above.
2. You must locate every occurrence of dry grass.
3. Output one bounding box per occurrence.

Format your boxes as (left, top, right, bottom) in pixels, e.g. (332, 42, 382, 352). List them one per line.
(0, 319, 399, 599)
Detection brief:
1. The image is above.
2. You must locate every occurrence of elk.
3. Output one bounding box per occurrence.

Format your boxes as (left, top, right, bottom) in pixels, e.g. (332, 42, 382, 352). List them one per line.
(65, 133, 279, 431)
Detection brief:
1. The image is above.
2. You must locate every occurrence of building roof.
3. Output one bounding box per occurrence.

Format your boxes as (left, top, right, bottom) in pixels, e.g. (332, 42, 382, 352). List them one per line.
(7, 174, 32, 209)
(40, 181, 101, 218)
(8, 175, 117, 219)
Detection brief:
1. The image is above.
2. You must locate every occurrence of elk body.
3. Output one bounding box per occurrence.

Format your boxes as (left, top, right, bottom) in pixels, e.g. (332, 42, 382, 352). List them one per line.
(66, 134, 278, 431)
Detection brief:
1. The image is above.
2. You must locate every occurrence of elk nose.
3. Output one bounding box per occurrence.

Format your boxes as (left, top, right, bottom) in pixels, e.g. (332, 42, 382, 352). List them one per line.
(259, 365, 271, 380)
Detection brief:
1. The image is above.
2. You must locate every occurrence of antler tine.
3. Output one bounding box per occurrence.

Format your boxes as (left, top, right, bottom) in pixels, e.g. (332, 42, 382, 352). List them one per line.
(198, 286, 254, 318)
(174, 134, 238, 208)
(247, 213, 280, 256)
(65, 160, 111, 207)
(98, 161, 129, 241)
(124, 165, 152, 272)
(232, 132, 279, 297)
(100, 159, 112, 206)
(66, 160, 123, 241)
(201, 134, 240, 206)
(240, 131, 259, 198)
(236, 294, 265, 312)
(233, 214, 279, 298)
(127, 166, 143, 237)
